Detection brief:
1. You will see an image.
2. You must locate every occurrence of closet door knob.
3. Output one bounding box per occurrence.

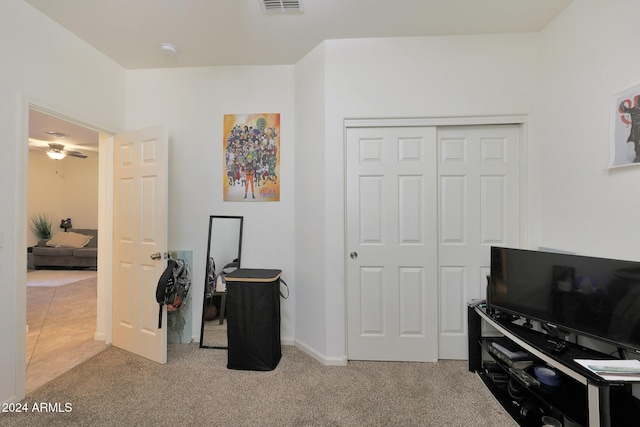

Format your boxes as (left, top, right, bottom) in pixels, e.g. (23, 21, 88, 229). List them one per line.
(350, 252, 358, 260)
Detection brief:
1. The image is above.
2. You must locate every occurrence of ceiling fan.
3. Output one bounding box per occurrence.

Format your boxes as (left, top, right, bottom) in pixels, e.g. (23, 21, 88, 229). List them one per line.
(46, 143, 88, 160)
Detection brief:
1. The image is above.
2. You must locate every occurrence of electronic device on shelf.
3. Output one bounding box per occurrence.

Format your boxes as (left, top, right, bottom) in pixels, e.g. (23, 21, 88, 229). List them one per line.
(509, 367, 540, 387)
(469, 298, 486, 307)
(489, 337, 534, 369)
(547, 339, 568, 355)
(488, 246, 640, 355)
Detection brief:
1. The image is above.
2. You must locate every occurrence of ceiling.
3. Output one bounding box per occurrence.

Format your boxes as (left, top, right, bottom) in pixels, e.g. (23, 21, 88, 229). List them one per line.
(28, 109, 99, 158)
(26, 0, 572, 153)
(25, 0, 573, 69)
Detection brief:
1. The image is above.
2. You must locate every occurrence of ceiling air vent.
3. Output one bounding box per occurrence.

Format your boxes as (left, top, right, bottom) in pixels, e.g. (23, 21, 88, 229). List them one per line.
(261, 0, 303, 13)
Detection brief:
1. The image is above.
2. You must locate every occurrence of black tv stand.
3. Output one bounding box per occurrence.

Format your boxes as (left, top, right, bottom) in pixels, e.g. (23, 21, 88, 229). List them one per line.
(468, 304, 640, 427)
(617, 347, 628, 360)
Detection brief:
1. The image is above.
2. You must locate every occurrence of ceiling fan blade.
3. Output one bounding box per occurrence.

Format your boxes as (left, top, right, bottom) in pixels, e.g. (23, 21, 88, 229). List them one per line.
(67, 150, 88, 159)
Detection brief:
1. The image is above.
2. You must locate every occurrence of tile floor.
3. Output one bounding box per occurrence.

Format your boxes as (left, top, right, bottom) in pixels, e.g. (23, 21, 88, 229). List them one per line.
(26, 271, 107, 393)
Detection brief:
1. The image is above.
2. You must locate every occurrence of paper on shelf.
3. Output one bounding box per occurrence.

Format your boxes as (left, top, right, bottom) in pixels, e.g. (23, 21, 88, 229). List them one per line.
(574, 359, 640, 381)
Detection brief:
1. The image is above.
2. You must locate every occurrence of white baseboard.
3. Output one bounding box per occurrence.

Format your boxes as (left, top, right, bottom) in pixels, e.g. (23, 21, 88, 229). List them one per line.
(2, 394, 20, 405)
(182, 334, 348, 366)
(281, 336, 295, 346)
(294, 339, 348, 366)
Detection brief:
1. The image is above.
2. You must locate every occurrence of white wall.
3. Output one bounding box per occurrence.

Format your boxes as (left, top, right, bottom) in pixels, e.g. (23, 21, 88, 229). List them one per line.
(27, 152, 99, 246)
(1, 0, 125, 403)
(297, 34, 544, 361)
(125, 66, 296, 343)
(294, 44, 328, 359)
(536, 0, 640, 261)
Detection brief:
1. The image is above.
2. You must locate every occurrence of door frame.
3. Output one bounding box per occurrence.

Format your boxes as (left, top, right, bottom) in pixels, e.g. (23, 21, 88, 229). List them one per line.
(343, 114, 530, 360)
(16, 96, 117, 398)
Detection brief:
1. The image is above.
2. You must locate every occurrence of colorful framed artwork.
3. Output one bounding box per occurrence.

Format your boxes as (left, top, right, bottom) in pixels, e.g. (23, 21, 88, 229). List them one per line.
(223, 113, 280, 201)
(610, 84, 640, 168)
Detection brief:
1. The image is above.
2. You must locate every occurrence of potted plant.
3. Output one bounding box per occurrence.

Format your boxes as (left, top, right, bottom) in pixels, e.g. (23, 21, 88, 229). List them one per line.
(29, 213, 53, 240)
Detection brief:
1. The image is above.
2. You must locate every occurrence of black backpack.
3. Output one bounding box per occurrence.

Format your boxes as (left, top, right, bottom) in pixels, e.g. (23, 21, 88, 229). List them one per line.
(156, 258, 191, 328)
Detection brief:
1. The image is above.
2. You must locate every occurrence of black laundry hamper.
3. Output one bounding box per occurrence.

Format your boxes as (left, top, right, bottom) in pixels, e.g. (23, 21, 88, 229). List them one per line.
(225, 268, 283, 371)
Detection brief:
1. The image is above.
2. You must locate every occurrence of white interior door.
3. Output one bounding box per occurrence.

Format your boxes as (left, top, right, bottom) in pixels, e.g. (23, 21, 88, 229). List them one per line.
(346, 126, 438, 362)
(112, 125, 168, 364)
(437, 125, 520, 359)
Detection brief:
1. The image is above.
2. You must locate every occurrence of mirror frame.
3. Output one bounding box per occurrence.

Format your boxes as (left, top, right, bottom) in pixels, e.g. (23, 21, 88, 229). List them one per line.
(199, 215, 243, 349)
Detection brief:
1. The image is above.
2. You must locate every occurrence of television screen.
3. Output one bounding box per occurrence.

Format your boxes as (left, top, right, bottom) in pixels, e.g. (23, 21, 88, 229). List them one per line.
(489, 247, 640, 353)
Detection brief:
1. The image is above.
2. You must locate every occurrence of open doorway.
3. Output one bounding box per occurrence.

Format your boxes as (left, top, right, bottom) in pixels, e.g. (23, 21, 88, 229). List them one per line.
(26, 108, 106, 393)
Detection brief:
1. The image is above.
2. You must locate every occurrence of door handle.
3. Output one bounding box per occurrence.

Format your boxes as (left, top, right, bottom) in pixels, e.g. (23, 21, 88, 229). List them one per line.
(150, 252, 162, 260)
(350, 252, 358, 260)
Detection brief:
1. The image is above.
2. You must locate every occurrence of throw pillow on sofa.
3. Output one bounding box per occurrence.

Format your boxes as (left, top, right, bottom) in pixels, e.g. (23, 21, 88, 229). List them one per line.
(45, 232, 68, 247)
(55, 231, 93, 249)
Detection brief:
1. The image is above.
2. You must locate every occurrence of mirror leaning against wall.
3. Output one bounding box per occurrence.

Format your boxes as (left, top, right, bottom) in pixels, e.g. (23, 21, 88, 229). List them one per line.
(199, 215, 243, 349)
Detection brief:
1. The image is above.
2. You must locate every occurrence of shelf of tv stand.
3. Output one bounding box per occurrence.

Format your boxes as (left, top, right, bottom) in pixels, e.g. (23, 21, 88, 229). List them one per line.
(481, 336, 588, 425)
(469, 304, 640, 427)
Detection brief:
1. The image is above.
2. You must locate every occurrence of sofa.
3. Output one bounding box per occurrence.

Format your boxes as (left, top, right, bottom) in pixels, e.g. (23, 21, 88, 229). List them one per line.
(32, 229, 98, 269)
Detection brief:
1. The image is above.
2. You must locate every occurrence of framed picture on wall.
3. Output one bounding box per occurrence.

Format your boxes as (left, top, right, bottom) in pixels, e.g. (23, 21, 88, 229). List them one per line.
(223, 113, 280, 201)
(610, 84, 640, 168)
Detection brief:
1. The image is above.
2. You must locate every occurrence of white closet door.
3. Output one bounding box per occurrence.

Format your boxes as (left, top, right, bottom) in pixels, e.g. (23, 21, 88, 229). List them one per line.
(438, 125, 520, 359)
(346, 126, 438, 362)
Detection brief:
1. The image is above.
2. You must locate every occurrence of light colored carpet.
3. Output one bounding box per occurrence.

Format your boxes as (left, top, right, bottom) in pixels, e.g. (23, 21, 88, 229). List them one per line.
(6, 344, 517, 427)
(27, 270, 97, 287)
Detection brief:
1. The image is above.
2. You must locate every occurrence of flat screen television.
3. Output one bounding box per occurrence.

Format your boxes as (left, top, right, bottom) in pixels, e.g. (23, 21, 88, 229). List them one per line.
(489, 246, 640, 355)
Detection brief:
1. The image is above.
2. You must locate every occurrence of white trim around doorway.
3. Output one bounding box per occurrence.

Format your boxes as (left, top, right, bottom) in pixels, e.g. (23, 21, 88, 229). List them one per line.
(17, 94, 118, 400)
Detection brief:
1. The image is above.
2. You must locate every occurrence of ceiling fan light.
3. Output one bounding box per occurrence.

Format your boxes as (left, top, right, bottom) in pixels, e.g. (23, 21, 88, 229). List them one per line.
(46, 150, 66, 160)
